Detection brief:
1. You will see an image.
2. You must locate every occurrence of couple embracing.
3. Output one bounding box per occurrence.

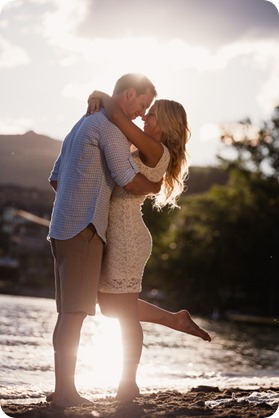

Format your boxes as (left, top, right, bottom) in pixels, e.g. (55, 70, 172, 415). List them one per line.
(47, 73, 211, 407)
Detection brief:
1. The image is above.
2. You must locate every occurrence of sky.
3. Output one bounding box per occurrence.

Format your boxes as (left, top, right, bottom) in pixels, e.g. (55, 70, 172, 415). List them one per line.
(0, 0, 279, 166)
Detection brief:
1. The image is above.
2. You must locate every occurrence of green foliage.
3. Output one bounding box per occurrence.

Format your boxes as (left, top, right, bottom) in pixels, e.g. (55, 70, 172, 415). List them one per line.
(218, 105, 279, 181)
(186, 166, 229, 194)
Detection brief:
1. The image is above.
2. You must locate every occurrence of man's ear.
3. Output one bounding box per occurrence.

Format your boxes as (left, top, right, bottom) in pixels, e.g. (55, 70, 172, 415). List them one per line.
(126, 88, 136, 100)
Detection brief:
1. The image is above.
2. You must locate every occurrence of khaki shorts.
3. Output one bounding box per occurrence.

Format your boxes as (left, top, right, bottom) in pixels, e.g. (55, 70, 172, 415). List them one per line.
(50, 224, 104, 315)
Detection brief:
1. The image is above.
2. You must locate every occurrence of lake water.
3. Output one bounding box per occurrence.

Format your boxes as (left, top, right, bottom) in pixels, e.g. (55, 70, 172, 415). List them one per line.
(0, 294, 279, 404)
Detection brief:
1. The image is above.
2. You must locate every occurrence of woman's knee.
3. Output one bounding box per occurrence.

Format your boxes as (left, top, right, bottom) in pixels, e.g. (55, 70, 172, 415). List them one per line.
(97, 292, 117, 317)
(98, 292, 139, 319)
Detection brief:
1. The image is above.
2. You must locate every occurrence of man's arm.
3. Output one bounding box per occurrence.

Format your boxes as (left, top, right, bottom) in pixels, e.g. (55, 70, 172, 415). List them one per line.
(49, 171, 160, 196)
(124, 173, 162, 195)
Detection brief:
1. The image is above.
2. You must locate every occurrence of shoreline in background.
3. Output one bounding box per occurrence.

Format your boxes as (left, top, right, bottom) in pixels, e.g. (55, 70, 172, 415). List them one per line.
(1, 290, 279, 328)
(0, 287, 54, 300)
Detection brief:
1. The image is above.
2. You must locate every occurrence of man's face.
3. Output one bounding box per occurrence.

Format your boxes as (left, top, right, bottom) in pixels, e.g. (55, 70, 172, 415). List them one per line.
(124, 88, 155, 120)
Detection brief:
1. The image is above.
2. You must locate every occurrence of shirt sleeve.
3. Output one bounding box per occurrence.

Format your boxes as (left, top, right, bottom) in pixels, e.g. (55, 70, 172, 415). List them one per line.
(99, 119, 140, 187)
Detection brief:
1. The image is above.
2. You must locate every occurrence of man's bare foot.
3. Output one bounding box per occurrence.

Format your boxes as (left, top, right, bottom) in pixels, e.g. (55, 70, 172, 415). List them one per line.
(172, 310, 211, 341)
(46, 392, 54, 402)
(46, 391, 92, 407)
(115, 381, 140, 402)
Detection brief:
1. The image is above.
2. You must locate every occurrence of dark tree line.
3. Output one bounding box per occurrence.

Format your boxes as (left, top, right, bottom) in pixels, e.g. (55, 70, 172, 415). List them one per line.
(142, 106, 279, 316)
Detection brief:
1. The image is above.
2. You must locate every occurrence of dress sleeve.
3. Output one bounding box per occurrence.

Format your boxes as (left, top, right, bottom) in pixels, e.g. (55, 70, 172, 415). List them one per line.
(146, 145, 170, 182)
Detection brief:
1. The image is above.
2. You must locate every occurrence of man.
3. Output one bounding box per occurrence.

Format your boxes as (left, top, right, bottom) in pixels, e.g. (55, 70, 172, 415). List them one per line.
(48, 73, 159, 407)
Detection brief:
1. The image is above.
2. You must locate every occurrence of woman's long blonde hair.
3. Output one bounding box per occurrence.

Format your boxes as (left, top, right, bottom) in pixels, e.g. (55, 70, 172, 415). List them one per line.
(151, 99, 190, 210)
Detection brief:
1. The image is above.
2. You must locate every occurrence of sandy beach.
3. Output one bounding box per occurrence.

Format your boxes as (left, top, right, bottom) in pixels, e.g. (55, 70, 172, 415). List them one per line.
(2, 387, 279, 418)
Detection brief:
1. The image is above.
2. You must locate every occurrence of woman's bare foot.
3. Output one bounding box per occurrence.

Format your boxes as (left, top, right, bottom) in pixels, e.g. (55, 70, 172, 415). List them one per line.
(115, 381, 140, 402)
(46, 391, 92, 407)
(172, 310, 211, 341)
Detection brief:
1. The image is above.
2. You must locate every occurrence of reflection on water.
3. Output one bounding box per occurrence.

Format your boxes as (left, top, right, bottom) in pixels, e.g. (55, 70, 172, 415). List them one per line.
(0, 294, 279, 403)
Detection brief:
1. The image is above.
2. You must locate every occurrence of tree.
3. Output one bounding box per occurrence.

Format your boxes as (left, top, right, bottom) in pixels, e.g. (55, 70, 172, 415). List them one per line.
(218, 105, 279, 181)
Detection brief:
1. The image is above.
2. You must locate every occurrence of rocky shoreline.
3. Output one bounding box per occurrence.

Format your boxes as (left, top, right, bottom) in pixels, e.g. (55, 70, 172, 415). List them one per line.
(2, 387, 279, 418)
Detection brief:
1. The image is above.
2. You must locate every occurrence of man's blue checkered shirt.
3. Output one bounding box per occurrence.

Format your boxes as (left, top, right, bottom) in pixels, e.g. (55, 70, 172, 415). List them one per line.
(48, 110, 139, 243)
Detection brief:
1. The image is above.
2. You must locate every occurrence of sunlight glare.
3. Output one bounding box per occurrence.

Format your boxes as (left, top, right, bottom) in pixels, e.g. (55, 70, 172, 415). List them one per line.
(0, 0, 12, 14)
(200, 123, 221, 143)
(76, 307, 123, 390)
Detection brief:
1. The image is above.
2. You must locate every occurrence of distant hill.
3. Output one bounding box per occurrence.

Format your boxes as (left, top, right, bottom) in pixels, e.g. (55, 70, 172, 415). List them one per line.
(0, 131, 62, 191)
(0, 130, 228, 194)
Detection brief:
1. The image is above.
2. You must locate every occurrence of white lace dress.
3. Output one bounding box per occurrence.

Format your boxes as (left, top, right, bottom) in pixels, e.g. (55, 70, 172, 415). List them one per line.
(98, 145, 170, 293)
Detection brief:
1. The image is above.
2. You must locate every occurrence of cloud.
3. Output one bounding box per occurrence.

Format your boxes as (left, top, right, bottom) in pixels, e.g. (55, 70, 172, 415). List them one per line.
(62, 82, 94, 101)
(37, 5, 279, 118)
(0, 117, 36, 134)
(39, 0, 279, 54)
(0, 0, 14, 14)
(48, 35, 279, 75)
(257, 65, 279, 116)
(265, 0, 279, 14)
(1, 0, 278, 151)
(33, 0, 279, 76)
(40, 0, 88, 48)
(78, 0, 279, 46)
(0, 37, 29, 68)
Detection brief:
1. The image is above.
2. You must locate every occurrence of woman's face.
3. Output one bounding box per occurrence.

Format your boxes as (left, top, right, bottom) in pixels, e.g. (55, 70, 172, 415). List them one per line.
(142, 105, 163, 141)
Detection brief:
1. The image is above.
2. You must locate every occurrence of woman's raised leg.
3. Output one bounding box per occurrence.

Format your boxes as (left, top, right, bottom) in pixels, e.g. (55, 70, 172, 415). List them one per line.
(137, 299, 211, 341)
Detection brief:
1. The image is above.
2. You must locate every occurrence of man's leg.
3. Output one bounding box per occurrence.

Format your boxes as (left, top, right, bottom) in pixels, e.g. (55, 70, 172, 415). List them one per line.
(52, 312, 89, 407)
(49, 226, 103, 406)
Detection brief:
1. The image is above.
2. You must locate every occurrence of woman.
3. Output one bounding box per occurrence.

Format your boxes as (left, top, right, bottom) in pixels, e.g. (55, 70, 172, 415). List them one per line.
(87, 92, 211, 401)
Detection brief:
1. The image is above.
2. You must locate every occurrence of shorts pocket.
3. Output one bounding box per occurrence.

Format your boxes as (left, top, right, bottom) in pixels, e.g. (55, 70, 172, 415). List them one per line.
(80, 224, 96, 242)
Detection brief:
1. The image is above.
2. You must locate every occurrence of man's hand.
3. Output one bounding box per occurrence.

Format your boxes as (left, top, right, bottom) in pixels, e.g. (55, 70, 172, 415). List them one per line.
(124, 173, 163, 196)
(152, 178, 163, 194)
